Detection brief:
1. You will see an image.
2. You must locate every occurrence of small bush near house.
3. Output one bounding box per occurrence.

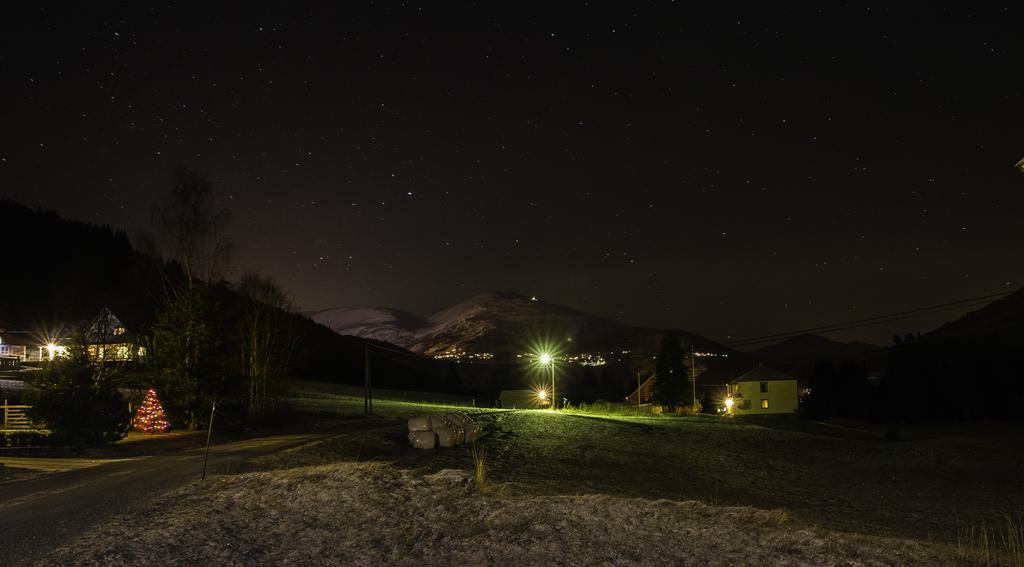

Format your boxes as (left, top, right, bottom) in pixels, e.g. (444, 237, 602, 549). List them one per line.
(0, 431, 49, 448)
(28, 345, 130, 448)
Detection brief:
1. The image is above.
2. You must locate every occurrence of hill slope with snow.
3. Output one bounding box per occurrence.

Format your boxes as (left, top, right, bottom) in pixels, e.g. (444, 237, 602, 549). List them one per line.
(309, 291, 734, 359)
(305, 306, 425, 347)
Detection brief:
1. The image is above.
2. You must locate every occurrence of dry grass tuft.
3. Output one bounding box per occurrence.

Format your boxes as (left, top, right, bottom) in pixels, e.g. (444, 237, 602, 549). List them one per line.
(470, 441, 486, 490)
(956, 514, 1024, 566)
(772, 509, 790, 526)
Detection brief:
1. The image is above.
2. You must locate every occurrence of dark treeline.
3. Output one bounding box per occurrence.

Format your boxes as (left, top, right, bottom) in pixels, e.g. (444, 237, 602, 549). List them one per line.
(883, 328, 1024, 422)
(802, 318, 1024, 423)
(0, 199, 166, 330)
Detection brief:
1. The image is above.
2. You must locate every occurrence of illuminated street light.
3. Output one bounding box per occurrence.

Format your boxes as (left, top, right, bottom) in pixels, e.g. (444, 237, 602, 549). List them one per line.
(537, 388, 548, 401)
(535, 351, 557, 410)
(46, 342, 58, 361)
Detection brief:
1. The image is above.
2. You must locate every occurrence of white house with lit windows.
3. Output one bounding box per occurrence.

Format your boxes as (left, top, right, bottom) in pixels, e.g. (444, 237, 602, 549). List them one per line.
(0, 308, 144, 364)
(724, 367, 799, 415)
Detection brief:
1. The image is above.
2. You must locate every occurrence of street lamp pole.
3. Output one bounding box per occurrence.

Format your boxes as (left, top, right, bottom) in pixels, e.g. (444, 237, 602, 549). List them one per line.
(550, 361, 556, 410)
(538, 352, 556, 410)
(690, 345, 696, 411)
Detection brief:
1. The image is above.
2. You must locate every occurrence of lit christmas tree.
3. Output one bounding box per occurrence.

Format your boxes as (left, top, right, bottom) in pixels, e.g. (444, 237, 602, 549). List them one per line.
(133, 388, 170, 433)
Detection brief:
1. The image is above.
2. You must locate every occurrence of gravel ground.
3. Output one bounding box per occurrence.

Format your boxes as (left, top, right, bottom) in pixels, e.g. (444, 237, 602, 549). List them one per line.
(42, 461, 953, 566)
(249, 409, 1024, 543)
(35, 398, 1022, 564)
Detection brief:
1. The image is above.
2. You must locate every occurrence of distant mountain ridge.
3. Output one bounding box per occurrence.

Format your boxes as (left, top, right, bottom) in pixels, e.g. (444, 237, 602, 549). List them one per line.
(309, 291, 734, 359)
(925, 288, 1024, 340)
(305, 306, 424, 347)
(750, 288, 1024, 371)
(751, 334, 878, 369)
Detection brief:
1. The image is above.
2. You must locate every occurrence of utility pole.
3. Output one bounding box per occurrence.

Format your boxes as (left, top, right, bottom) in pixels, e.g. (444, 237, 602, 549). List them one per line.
(637, 368, 641, 415)
(364, 343, 372, 415)
(201, 401, 216, 481)
(690, 345, 697, 411)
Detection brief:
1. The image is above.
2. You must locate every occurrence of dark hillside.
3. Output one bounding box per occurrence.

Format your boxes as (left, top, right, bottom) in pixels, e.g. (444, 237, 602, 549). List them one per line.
(0, 200, 434, 391)
(0, 199, 166, 330)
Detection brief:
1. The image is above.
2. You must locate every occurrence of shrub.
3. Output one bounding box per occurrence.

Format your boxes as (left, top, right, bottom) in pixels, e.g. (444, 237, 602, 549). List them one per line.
(471, 441, 487, 490)
(28, 347, 130, 447)
(3, 432, 47, 447)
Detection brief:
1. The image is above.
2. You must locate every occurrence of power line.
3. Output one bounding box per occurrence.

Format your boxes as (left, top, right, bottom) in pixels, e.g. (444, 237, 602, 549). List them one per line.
(724, 290, 1014, 348)
(727, 299, 998, 348)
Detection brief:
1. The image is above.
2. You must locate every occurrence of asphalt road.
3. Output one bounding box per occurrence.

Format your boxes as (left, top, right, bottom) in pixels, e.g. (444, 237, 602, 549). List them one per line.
(0, 425, 388, 566)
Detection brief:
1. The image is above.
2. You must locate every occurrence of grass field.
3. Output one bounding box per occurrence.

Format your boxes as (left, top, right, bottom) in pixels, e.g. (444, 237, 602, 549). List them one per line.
(283, 379, 486, 420)
(43, 384, 1024, 564)
(277, 385, 1024, 542)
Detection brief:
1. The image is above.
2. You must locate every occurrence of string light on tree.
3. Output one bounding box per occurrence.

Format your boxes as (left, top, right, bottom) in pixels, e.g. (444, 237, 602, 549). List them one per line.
(133, 388, 170, 433)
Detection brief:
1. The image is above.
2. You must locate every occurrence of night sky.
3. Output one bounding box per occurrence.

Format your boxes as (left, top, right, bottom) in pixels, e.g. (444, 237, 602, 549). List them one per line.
(3, 3, 1022, 345)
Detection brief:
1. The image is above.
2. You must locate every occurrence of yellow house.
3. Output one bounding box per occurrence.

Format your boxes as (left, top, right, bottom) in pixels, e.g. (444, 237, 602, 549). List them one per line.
(725, 367, 798, 415)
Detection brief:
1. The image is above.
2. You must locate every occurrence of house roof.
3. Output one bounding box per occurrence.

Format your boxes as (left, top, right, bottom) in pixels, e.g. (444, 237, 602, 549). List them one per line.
(85, 307, 127, 342)
(728, 366, 795, 384)
(0, 331, 37, 347)
(625, 376, 656, 402)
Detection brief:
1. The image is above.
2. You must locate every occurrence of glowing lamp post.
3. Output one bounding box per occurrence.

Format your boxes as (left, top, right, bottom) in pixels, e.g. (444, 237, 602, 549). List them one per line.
(538, 352, 556, 410)
(44, 342, 67, 361)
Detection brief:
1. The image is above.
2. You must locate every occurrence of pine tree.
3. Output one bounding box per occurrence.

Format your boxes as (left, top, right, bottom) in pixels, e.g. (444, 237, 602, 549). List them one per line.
(651, 332, 688, 411)
(133, 389, 170, 433)
(28, 339, 131, 447)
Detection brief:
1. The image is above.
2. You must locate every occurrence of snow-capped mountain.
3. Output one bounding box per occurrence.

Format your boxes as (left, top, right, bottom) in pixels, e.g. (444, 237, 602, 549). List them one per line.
(304, 306, 425, 347)
(308, 291, 733, 359)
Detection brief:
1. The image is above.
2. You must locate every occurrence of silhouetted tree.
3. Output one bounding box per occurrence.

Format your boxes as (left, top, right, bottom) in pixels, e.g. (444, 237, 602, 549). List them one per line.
(151, 167, 232, 286)
(802, 361, 837, 419)
(442, 362, 463, 393)
(150, 284, 225, 428)
(148, 169, 237, 428)
(237, 273, 296, 418)
(28, 335, 131, 447)
(651, 332, 688, 411)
